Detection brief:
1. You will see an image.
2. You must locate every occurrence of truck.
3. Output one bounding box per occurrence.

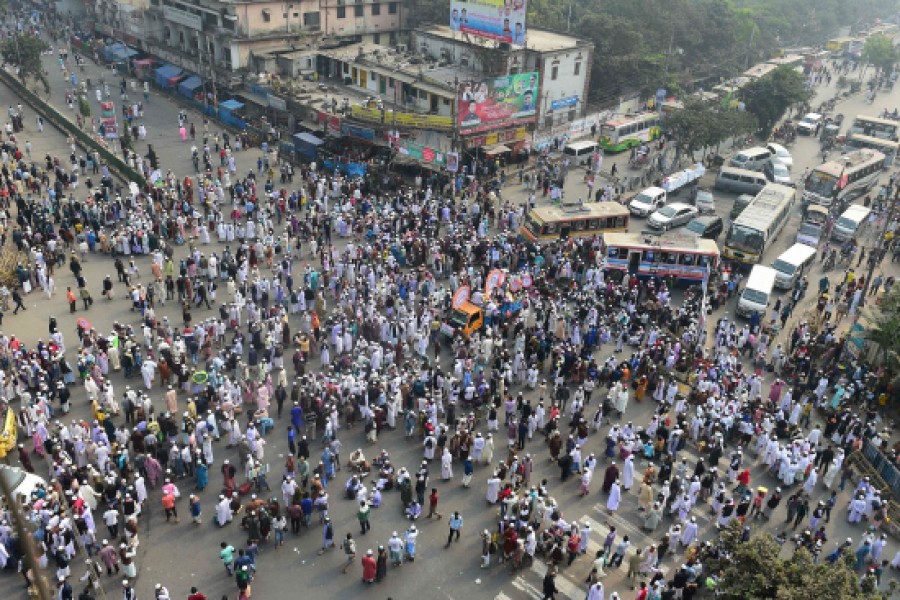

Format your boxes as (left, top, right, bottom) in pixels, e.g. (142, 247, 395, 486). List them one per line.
(628, 164, 709, 217)
(440, 297, 524, 339)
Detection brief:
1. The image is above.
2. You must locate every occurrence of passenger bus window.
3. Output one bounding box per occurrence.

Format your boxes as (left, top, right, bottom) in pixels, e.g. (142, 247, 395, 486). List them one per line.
(680, 253, 696, 265)
(664, 252, 679, 264)
(545, 223, 557, 233)
(588, 219, 600, 229)
(608, 247, 619, 259)
(575, 219, 587, 230)
(699, 255, 711, 267)
(615, 216, 626, 227)
(644, 250, 655, 263)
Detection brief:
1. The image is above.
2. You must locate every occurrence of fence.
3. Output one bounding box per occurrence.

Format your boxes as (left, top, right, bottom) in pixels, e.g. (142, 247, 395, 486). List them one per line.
(862, 439, 900, 498)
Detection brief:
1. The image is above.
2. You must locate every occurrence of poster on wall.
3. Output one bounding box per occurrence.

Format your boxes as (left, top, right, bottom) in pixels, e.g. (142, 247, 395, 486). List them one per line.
(457, 72, 538, 131)
(450, 0, 527, 45)
(446, 152, 459, 173)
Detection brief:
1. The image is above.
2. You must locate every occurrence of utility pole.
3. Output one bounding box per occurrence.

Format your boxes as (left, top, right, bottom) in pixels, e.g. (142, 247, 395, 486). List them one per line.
(0, 468, 52, 600)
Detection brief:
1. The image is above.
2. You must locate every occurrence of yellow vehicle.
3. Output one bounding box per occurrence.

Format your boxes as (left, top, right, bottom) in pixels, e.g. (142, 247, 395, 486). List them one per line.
(520, 201, 629, 242)
(441, 301, 484, 338)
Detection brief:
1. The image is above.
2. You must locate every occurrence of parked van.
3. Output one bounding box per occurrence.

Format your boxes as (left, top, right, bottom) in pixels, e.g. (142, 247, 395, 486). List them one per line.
(715, 167, 768, 195)
(736, 265, 777, 318)
(832, 204, 872, 242)
(728, 146, 774, 171)
(796, 204, 829, 247)
(730, 194, 754, 220)
(563, 141, 599, 166)
(772, 243, 817, 289)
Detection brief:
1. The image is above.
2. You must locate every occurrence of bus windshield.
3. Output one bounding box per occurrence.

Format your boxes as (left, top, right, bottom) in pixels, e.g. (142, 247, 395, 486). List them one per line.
(805, 171, 837, 197)
(728, 224, 765, 253)
(524, 214, 543, 236)
(798, 222, 821, 237)
(448, 310, 469, 328)
(742, 288, 769, 305)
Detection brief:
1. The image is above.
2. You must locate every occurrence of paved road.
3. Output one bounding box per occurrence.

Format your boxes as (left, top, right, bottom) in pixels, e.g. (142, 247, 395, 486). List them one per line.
(0, 43, 897, 600)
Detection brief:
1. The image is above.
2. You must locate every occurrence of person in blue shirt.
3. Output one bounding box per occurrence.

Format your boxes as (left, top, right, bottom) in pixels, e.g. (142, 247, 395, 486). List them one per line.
(446, 511, 464, 546)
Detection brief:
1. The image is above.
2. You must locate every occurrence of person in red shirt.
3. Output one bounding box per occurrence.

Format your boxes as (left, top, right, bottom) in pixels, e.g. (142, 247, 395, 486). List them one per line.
(187, 587, 207, 600)
(427, 488, 442, 519)
(635, 581, 649, 600)
(361, 549, 377, 583)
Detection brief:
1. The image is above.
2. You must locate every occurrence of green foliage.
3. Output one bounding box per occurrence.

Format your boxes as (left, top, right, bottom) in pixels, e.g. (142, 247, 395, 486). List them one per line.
(710, 522, 882, 600)
(862, 34, 899, 72)
(865, 286, 900, 387)
(0, 35, 49, 94)
(740, 65, 811, 135)
(78, 96, 91, 118)
(662, 98, 757, 156)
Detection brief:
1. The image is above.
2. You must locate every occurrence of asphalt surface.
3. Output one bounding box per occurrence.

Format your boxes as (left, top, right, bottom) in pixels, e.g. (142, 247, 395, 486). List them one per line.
(0, 44, 897, 600)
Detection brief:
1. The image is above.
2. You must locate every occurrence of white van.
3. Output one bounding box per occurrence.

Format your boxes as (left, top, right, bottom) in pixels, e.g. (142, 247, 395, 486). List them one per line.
(564, 141, 599, 166)
(736, 265, 777, 318)
(832, 204, 872, 242)
(772, 243, 818, 289)
(715, 167, 769, 195)
(729, 146, 774, 171)
(0, 465, 48, 505)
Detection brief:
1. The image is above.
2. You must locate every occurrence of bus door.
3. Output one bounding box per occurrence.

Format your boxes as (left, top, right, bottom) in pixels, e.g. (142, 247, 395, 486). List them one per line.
(560, 223, 572, 239)
(628, 250, 642, 274)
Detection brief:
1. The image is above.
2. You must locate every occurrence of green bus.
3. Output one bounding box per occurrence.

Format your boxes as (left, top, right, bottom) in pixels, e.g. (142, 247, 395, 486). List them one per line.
(598, 112, 661, 153)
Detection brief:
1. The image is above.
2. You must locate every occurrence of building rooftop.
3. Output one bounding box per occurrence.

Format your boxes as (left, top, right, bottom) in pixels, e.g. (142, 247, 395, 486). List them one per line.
(421, 24, 584, 52)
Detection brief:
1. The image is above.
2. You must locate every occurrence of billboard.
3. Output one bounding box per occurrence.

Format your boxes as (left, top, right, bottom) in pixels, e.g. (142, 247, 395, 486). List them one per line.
(450, 0, 527, 45)
(457, 72, 538, 131)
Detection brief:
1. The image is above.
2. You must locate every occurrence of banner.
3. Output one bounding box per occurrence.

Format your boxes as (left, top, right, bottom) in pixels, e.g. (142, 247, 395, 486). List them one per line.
(551, 96, 579, 111)
(458, 72, 538, 131)
(450, 0, 527, 45)
(349, 105, 453, 130)
(485, 268, 506, 295)
(317, 112, 342, 136)
(0, 406, 18, 459)
(393, 138, 447, 166)
(340, 123, 376, 141)
(446, 152, 459, 173)
(99, 101, 118, 139)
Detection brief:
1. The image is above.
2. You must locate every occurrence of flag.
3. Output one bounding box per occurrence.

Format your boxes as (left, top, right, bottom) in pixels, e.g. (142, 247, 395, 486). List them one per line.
(0, 407, 17, 459)
(837, 166, 848, 190)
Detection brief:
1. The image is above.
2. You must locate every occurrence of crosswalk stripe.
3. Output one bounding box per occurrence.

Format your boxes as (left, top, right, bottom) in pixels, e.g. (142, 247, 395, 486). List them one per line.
(510, 576, 543, 599)
(495, 591, 517, 600)
(529, 559, 585, 599)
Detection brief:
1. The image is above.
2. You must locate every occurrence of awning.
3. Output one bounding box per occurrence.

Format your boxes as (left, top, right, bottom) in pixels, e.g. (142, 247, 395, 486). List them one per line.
(219, 99, 244, 112)
(484, 145, 511, 155)
(104, 43, 138, 62)
(154, 64, 183, 88)
(178, 75, 203, 98)
(294, 132, 324, 146)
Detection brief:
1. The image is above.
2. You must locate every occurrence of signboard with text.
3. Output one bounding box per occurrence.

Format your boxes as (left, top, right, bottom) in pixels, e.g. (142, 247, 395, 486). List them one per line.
(450, 0, 527, 44)
(349, 105, 453, 130)
(458, 72, 538, 132)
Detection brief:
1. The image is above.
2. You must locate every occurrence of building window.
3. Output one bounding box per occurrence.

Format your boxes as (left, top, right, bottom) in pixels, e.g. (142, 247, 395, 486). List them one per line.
(303, 11, 320, 27)
(551, 65, 558, 80)
(373, 32, 381, 44)
(371, 3, 380, 15)
(262, 8, 271, 22)
(388, 2, 397, 13)
(389, 32, 397, 45)
(574, 62, 580, 75)
(336, 6, 346, 18)
(354, 4, 363, 16)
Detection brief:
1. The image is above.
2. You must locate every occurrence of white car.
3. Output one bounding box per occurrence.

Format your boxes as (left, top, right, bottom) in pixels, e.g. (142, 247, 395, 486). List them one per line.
(648, 202, 698, 230)
(766, 142, 793, 168)
(628, 187, 667, 217)
(796, 113, 823, 136)
(0, 465, 47, 504)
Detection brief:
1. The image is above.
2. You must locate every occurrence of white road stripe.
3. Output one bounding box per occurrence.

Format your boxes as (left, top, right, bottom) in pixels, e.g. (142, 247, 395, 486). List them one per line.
(529, 559, 585, 600)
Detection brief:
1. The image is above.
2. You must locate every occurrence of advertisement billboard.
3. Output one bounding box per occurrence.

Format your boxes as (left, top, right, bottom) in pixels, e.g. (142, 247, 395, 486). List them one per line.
(458, 72, 538, 131)
(450, 0, 527, 44)
(349, 105, 454, 130)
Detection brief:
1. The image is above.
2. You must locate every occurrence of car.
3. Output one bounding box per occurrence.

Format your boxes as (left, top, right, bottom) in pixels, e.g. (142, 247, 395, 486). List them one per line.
(796, 113, 823, 136)
(0, 465, 48, 505)
(766, 142, 793, 168)
(694, 189, 716, 214)
(764, 161, 793, 186)
(685, 215, 724, 239)
(648, 202, 698, 230)
(628, 187, 667, 217)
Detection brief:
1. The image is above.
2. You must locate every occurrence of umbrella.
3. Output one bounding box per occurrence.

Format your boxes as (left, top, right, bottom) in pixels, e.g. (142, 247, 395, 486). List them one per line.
(77, 318, 91, 330)
(192, 371, 208, 384)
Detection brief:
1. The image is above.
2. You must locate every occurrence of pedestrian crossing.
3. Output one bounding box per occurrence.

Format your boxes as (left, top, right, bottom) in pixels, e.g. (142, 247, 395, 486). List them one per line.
(495, 501, 714, 600)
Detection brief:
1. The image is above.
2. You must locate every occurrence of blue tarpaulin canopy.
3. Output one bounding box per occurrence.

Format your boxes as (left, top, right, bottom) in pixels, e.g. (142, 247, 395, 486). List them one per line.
(154, 64, 183, 89)
(219, 99, 244, 112)
(293, 132, 324, 146)
(102, 43, 137, 62)
(177, 75, 203, 98)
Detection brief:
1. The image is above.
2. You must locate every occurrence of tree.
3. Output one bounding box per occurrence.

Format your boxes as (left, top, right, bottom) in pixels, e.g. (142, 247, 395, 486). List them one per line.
(864, 286, 900, 390)
(0, 34, 50, 94)
(663, 99, 757, 159)
(708, 522, 882, 600)
(740, 65, 810, 136)
(862, 34, 898, 73)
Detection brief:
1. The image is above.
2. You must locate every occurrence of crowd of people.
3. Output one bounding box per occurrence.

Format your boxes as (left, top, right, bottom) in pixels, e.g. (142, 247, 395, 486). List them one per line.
(0, 9, 898, 600)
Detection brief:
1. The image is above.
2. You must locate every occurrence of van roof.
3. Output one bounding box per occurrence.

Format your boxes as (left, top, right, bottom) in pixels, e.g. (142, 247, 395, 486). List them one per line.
(775, 243, 817, 265)
(564, 141, 599, 152)
(840, 204, 872, 218)
(746, 265, 777, 288)
(718, 166, 766, 177)
(737, 146, 771, 155)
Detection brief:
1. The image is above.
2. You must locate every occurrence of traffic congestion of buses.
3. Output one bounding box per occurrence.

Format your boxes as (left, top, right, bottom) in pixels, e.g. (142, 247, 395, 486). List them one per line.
(519, 21, 899, 324)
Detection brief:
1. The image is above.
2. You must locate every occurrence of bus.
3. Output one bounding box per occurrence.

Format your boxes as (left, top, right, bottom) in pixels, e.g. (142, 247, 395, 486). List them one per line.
(842, 133, 899, 165)
(598, 113, 661, 153)
(520, 201, 629, 242)
(602, 231, 720, 282)
(826, 37, 854, 56)
(802, 149, 885, 209)
(847, 115, 899, 140)
(723, 183, 797, 266)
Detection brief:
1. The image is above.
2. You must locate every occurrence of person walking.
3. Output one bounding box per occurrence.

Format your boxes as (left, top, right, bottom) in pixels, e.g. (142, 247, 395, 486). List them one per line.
(361, 549, 377, 583)
(11, 288, 26, 314)
(161, 489, 179, 523)
(357, 500, 371, 535)
(219, 542, 236, 576)
(446, 511, 463, 547)
(427, 488, 442, 519)
(542, 567, 559, 599)
(340, 533, 357, 574)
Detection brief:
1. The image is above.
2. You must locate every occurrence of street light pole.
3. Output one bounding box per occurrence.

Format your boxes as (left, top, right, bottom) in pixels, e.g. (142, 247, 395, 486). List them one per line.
(0, 469, 52, 600)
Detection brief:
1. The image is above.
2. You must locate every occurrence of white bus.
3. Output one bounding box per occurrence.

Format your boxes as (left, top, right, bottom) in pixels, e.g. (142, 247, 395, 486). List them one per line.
(803, 149, 885, 209)
(847, 115, 899, 141)
(598, 112, 662, 153)
(842, 134, 899, 166)
(723, 183, 797, 266)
